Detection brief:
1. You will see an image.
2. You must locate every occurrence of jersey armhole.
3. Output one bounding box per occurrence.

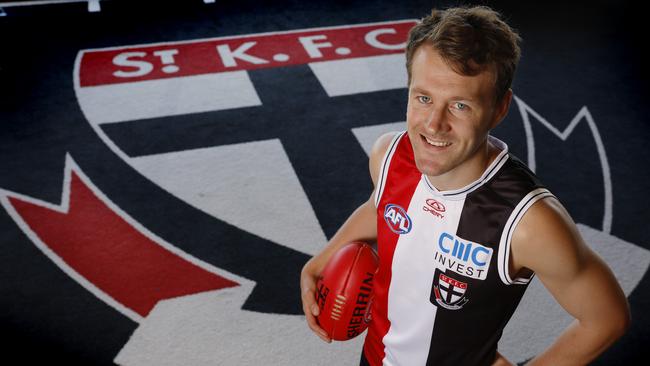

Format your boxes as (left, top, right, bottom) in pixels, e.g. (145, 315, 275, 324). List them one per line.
(497, 188, 555, 285)
(374, 131, 405, 207)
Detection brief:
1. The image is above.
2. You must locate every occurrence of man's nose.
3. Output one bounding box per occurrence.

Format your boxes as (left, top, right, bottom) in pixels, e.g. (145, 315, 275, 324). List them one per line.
(424, 105, 448, 134)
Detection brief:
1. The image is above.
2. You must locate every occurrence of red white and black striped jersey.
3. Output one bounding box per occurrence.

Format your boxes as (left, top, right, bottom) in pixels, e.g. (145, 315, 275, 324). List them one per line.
(363, 132, 554, 366)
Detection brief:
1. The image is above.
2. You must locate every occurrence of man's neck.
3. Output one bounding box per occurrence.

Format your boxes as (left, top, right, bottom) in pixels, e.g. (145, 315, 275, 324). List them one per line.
(426, 140, 499, 192)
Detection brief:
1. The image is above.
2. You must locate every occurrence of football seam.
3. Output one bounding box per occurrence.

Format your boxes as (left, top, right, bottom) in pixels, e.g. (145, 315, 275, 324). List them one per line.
(331, 243, 366, 324)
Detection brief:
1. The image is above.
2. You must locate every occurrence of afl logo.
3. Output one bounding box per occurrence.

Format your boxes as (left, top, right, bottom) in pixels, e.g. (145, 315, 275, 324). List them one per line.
(384, 204, 412, 234)
(423, 198, 446, 219)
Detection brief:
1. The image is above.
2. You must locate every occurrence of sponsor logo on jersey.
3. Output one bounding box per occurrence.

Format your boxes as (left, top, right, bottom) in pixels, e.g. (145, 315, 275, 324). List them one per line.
(431, 268, 469, 310)
(434, 232, 493, 280)
(423, 198, 445, 219)
(384, 204, 412, 234)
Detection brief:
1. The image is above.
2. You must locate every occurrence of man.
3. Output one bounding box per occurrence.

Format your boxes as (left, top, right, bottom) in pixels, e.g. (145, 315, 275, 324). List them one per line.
(301, 6, 629, 366)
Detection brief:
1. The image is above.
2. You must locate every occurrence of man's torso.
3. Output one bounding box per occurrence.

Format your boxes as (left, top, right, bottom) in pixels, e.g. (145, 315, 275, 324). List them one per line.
(364, 132, 553, 366)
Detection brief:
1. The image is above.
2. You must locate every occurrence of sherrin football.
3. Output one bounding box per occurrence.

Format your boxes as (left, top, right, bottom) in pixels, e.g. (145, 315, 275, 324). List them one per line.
(315, 241, 379, 341)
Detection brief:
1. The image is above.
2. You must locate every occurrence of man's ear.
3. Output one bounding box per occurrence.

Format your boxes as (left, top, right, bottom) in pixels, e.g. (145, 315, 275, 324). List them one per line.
(491, 89, 513, 129)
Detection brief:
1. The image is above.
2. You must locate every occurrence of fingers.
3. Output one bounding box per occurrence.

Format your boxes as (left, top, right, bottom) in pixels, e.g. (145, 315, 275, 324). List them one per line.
(301, 279, 331, 343)
(301, 287, 331, 342)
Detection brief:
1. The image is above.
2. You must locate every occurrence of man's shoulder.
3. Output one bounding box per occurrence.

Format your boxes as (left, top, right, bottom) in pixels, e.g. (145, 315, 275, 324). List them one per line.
(371, 131, 402, 157)
(510, 196, 583, 274)
(369, 131, 404, 184)
(486, 153, 546, 199)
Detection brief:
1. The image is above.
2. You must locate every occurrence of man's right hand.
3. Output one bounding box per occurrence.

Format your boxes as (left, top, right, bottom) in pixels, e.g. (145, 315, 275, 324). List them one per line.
(300, 259, 332, 343)
(299, 132, 394, 344)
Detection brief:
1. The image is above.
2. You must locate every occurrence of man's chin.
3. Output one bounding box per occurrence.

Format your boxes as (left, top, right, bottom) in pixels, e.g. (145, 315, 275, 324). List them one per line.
(414, 160, 446, 178)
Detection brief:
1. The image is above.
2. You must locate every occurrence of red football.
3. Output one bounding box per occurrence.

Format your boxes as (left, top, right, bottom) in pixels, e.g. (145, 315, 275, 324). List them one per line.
(315, 241, 379, 341)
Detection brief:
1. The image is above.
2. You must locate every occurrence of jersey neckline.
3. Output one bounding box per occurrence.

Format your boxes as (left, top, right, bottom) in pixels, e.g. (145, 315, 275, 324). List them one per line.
(422, 135, 509, 199)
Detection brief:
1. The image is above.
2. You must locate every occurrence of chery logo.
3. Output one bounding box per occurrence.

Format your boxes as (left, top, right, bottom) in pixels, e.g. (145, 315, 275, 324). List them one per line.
(423, 198, 445, 219)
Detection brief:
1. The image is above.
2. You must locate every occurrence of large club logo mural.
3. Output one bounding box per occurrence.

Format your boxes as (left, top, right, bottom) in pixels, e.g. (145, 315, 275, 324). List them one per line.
(1, 19, 648, 365)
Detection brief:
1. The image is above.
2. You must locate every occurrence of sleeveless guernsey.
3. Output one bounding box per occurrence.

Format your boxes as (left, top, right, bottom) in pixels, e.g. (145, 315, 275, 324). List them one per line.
(362, 132, 554, 366)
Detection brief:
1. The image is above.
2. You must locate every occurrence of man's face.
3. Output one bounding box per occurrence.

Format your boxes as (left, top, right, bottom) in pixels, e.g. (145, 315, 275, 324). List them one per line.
(406, 45, 510, 188)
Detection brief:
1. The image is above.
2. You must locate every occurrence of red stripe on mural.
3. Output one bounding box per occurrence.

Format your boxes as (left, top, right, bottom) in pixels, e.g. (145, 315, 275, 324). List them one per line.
(79, 20, 415, 87)
(9, 172, 238, 317)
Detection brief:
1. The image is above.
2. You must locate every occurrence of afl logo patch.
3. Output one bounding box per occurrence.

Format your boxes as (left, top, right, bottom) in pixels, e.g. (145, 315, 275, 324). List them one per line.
(383, 204, 412, 234)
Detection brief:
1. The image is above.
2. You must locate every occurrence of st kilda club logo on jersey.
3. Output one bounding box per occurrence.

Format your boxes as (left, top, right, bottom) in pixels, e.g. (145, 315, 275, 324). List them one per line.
(431, 268, 469, 310)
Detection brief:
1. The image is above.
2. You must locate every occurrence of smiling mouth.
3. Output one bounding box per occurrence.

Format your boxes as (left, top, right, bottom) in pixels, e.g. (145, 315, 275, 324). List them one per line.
(423, 135, 452, 147)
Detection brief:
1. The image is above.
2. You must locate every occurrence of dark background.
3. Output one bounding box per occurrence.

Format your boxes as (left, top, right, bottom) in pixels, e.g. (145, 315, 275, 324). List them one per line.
(1, 0, 647, 364)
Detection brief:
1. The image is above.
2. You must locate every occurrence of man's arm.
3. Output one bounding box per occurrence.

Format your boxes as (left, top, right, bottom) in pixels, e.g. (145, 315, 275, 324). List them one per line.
(300, 132, 397, 342)
(510, 197, 630, 365)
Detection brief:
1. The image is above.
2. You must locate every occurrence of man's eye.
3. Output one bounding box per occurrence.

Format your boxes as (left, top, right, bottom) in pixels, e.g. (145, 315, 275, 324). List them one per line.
(417, 96, 431, 104)
(453, 102, 467, 111)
